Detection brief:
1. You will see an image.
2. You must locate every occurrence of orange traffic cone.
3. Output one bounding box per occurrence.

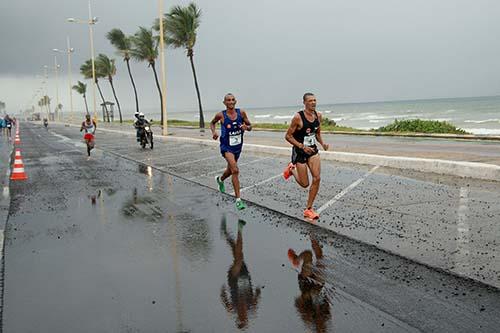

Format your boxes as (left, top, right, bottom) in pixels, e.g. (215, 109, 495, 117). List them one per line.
(14, 134, 21, 145)
(10, 149, 28, 181)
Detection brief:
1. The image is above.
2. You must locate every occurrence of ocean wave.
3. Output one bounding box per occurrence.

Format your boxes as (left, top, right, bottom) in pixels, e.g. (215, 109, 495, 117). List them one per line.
(426, 118, 452, 122)
(464, 119, 500, 124)
(254, 114, 271, 118)
(368, 120, 384, 123)
(464, 128, 500, 135)
(274, 115, 293, 119)
(352, 114, 418, 121)
(332, 118, 344, 122)
(323, 110, 332, 114)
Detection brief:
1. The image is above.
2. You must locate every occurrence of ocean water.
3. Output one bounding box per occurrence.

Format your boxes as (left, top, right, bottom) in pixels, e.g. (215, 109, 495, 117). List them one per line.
(143, 95, 500, 135)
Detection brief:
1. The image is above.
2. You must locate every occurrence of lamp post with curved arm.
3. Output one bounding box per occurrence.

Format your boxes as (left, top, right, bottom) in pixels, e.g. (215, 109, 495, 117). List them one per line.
(67, 0, 99, 121)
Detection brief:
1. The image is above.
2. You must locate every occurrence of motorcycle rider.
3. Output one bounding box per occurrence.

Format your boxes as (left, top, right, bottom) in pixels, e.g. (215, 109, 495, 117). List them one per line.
(4, 115, 13, 137)
(134, 112, 150, 142)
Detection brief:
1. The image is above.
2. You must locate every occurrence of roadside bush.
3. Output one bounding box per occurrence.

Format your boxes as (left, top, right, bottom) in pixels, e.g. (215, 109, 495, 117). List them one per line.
(377, 119, 469, 134)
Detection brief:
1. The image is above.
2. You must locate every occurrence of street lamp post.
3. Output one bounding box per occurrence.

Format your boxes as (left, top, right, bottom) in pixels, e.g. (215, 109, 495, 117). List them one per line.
(67, 0, 98, 121)
(53, 54, 61, 121)
(54, 37, 75, 124)
(42, 65, 50, 120)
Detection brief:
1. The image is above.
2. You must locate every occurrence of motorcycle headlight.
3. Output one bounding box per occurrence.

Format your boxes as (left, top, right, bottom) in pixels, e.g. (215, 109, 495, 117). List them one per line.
(145, 126, 150, 131)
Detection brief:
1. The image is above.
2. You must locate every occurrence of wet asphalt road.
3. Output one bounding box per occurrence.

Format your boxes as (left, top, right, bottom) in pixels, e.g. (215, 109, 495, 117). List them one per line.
(50, 123, 500, 289)
(2, 122, 500, 332)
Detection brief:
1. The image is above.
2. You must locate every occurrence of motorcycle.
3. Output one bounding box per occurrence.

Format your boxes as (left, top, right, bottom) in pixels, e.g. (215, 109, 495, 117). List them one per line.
(138, 123, 154, 149)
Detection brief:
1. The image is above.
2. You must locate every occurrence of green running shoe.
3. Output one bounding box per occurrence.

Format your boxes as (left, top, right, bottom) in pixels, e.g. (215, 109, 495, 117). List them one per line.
(215, 176, 225, 193)
(235, 198, 246, 210)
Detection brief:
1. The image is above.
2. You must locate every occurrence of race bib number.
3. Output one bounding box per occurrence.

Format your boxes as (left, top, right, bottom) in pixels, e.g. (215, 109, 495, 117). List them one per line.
(303, 134, 316, 147)
(229, 133, 242, 146)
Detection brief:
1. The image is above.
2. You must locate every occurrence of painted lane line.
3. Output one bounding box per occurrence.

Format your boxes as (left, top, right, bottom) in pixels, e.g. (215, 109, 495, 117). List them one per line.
(230, 173, 283, 196)
(317, 165, 380, 214)
(188, 157, 271, 180)
(167, 156, 219, 168)
(137, 148, 211, 163)
(454, 187, 471, 275)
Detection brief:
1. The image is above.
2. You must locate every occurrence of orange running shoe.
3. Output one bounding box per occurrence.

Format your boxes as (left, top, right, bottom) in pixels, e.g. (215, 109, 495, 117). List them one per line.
(283, 162, 295, 180)
(287, 249, 300, 268)
(303, 208, 320, 220)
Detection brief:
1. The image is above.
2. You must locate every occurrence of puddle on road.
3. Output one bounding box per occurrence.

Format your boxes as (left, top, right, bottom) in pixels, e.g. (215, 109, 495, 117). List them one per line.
(5, 168, 417, 332)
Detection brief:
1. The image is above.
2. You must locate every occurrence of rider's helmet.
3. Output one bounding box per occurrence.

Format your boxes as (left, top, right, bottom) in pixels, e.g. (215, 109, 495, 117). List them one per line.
(139, 112, 145, 119)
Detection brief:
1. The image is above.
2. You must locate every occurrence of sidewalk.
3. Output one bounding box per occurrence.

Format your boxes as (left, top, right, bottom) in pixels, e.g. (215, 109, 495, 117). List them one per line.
(59, 121, 500, 181)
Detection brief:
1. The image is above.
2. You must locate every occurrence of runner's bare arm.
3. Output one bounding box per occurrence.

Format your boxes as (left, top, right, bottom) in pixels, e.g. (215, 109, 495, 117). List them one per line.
(316, 112, 329, 151)
(285, 114, 304, 149)
(80, 122, 84, 132)
(241, 110, 252, 131)
(210, 112, 223, 140)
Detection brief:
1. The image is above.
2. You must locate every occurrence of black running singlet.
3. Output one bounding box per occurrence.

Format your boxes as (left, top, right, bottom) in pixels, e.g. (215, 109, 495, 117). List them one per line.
(293, 111, 320, 148)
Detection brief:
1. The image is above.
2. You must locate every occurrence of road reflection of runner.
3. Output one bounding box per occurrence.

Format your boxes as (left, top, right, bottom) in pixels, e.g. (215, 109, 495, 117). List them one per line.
(220, 217, 262, 330)
(288, 235, 332, 333)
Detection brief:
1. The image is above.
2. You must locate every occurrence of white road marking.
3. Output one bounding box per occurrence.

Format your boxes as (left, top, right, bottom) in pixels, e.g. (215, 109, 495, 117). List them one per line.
(454, 187, 470, 275)
(188, 157, 270, 180)
(138, 148, 210, 162)
(230, 172, 283, 195)
(317, 166, 380, 214)
(167, 156, 218, 168)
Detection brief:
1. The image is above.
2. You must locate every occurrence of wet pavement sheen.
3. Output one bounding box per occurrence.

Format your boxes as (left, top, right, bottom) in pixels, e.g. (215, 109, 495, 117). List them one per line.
(2, 123, 500, 332)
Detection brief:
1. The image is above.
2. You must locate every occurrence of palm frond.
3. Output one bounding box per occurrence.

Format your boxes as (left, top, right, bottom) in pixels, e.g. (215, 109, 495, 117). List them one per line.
(80, 60, 93, 79)
(96, 54, 117, 78)
(156, 2, 201, 53)
(72, 81, 87, 95)
(130, 26, 158, 64)
(106, 28, 132, 59)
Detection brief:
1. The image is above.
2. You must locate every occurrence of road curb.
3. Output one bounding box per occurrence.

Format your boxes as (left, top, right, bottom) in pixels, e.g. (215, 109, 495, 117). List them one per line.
(56, 122, 500, 181)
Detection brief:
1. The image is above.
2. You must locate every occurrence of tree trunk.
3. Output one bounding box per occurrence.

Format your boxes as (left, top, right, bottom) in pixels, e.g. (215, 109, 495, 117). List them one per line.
(189, 54, 204, 129)
(150, 62, 163, 125)
(83, 94, 90, 115)
(108, 76, 122, 123)
(96, 80, 109, 122)
(126, 58, 139, 115)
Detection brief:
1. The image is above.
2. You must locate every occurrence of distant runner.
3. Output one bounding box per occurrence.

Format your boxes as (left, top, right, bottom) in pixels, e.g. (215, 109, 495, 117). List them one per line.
(283, 93, 329, 220)
(80, 114, 97, 157)
(210, 93, 252, 210)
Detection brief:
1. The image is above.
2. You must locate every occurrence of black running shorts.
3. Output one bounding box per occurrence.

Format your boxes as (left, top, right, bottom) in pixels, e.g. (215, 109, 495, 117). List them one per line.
(291, 146, 318, 164)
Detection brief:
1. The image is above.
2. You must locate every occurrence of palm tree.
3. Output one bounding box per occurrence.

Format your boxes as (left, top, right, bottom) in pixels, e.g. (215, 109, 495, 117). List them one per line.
(130, 26, 163, 124)
(156, 3, 204, 129)
(39, 95, 51, 119)
(80, 59, 109, 122)
(72, 81, 89, 115)
(107, 28, 140, 116)
(96, 53, 123, 123)
(37, 99, 43, 115)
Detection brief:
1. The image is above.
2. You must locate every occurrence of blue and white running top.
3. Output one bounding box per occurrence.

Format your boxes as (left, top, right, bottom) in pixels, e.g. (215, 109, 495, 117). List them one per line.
(220, 109, 244, 158)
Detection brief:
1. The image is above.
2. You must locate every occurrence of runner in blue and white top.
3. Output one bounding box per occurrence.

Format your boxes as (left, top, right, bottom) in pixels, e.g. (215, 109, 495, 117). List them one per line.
(210, 93, 252, 210)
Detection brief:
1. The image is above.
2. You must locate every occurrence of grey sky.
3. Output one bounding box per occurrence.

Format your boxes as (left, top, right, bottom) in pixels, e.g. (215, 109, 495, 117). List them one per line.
(1, 0, 499, 116)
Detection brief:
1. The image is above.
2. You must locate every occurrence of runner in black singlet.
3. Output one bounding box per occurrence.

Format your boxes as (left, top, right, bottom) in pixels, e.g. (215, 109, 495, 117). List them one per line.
(283, 93, 330, 220)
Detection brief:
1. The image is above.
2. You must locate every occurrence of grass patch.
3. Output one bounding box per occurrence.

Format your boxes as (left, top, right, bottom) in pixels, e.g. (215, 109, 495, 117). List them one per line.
(114, 117, 360, 132)
(376, 119, 469, 134)
(113, 118, 471, 135)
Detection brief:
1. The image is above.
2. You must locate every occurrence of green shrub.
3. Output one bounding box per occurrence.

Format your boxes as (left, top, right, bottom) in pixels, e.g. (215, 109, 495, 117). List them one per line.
(377, 119, 469, 134)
